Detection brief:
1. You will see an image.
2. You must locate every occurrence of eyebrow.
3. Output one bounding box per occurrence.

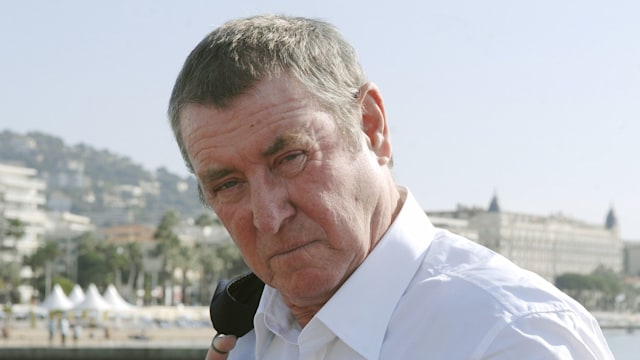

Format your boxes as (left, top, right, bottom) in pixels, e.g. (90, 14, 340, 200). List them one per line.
(261, 131, 306, 158)
(200, 167, 234, 186)
(200, 131, 308, 185)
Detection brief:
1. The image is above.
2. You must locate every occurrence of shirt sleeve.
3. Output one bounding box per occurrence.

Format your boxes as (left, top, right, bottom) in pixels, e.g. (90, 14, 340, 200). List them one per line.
(479, 310, 614, 359)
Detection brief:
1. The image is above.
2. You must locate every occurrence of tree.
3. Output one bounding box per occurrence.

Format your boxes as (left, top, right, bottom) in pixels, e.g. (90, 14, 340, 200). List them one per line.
(173, 244, 196, 304)
(120, 241, 143, 301)
(0, 262, 21, 303)
(24, 241, 61, 298)
(217, 242, 249, 279)
(76, 232, 110, 288)
(555, 266, 623, 311)
(1, 218, 25, 239)
(590, 265, 622, 310)
(194, 213, 221, 227)
(555, 273, 593, 305)
(555, 273, 593, 292)
(0, 217, 26, 301)
(153, 210, 182, 304)
(195, 242, 224, 305)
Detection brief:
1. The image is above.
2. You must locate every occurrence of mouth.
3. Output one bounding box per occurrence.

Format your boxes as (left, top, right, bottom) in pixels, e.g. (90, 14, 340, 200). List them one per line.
(271, 240, 318, 260)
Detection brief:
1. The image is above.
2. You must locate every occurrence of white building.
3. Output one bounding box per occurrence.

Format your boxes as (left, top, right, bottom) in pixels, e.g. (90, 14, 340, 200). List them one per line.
(428, 194, 622, 282)
(0, 163, 48, 270)
(624, 241, 640, 277)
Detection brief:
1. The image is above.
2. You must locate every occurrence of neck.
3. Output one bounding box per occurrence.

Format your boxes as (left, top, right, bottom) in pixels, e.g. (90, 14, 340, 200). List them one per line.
(287, 184, 406, 328)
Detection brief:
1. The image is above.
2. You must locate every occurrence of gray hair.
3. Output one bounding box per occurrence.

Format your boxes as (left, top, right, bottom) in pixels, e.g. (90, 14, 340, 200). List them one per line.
(168, 14, 368, 173)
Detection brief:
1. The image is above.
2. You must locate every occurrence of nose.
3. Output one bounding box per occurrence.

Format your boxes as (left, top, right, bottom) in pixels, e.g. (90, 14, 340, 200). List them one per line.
(250, 174, 294, 234)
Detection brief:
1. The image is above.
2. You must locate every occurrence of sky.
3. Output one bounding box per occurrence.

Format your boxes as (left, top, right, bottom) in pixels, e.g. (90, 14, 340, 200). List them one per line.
(1, 0, 639, 240)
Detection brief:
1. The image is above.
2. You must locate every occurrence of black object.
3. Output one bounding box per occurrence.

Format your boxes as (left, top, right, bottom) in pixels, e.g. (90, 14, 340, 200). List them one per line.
(209, 272, 265, 337)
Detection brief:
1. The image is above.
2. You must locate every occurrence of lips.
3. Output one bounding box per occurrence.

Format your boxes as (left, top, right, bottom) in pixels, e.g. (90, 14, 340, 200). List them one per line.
(270, 240, 318, 260)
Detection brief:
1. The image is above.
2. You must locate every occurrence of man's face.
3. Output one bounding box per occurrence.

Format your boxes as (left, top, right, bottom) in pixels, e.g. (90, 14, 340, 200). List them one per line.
(180, 76, 388, 308)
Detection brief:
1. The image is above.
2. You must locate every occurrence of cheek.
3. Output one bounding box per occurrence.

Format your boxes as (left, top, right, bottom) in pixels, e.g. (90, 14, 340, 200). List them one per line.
(217, 206, 266, 267)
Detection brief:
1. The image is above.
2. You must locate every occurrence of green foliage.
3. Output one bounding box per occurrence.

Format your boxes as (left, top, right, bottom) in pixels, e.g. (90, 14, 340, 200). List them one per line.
(1, 217, 25, 239)
(6, 201, 247, 306)
(555, 273, 594, 291)
(53, 277, 75, 295)
(32, 276, 75, 299)
(153, 210, 182, 286)
(590, 265, 622, 295)
(555, 266, 623, 310)
(76, 232, 111, 288)
(217, 242, 249, 277)
(556, 267, 623, 296)
(23, 241, 60, 277)
(194, 213, 220, 227)
(0, 262, 22, 303)
(193, 241, 250, 304)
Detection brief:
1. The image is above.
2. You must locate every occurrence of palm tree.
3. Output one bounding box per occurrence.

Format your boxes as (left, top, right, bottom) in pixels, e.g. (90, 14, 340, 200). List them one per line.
(195, 243, 224, 305)
(153, 211, 181, 304)
(122, 241, 143, 301)
(24, 241, 61, 298)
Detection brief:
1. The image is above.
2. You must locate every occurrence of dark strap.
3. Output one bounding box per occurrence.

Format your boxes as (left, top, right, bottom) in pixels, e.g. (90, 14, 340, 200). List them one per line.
(209, 272, 264, 337)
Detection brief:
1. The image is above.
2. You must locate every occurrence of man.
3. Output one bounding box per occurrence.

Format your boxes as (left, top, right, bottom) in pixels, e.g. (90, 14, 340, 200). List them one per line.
(169, 15, 613, 359)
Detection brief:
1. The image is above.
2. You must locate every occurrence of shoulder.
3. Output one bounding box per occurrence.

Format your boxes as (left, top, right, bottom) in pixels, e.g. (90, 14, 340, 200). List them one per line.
(414, 229, 576, 315)
(383, 230, 611, 358)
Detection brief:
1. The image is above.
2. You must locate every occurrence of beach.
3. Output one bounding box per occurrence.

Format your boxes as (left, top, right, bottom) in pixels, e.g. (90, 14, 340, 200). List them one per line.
(1, 305, 215, 349)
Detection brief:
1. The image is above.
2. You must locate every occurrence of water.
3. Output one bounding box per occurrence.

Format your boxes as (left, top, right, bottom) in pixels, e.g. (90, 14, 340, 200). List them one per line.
(604, 329, 640, 360)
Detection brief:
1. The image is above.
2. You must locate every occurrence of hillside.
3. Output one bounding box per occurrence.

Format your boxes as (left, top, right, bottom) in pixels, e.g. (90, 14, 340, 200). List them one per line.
(0, 129, 204, 227)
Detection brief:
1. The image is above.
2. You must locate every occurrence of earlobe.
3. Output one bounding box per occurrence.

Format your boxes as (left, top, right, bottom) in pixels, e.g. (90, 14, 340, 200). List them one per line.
(359, 82, 392, 164)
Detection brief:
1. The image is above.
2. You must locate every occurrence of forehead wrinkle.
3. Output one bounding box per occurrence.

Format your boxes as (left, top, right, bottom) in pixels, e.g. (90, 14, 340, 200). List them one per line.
(261, 131, 307, 158)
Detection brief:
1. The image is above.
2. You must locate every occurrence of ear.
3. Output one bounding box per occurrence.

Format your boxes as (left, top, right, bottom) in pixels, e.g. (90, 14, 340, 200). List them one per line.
(359, 82, 392, 166)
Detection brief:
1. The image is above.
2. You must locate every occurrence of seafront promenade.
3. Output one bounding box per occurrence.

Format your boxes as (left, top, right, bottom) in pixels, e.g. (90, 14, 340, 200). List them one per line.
(592, 311, 640, 330)
(0, 305, 215, 359)
(0, 323, 213, 359)
(0, 322, 214, 348)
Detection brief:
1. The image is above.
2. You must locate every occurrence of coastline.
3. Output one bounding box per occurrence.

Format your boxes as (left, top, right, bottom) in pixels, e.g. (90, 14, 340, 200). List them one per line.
(592, 311, 640, 330)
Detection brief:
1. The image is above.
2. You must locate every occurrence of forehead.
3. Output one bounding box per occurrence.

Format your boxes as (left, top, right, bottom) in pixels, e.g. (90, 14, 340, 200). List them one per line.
(179, 77, 335, 172)
(180, 76, 316, 136)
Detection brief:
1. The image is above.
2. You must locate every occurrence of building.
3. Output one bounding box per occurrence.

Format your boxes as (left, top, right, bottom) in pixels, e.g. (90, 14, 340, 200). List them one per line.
(624, 241, 640, 277)
(1, 163, 97, 302)
(0, 163, 48, 271)
(101, 224, 156, 245)
(428, 194, 622, 282)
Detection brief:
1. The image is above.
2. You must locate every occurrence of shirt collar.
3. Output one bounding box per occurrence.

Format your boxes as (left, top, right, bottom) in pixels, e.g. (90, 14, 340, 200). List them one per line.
(255, 190, 436, 359)
(315, 190, 435, 359)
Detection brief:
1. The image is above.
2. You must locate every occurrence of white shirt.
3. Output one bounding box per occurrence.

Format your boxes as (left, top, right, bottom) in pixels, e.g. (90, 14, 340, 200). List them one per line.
(229, 191, 613, 359)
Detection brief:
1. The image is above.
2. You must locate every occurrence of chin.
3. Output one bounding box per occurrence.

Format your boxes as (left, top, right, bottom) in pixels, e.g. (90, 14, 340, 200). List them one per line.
(278, 269, 343, 304)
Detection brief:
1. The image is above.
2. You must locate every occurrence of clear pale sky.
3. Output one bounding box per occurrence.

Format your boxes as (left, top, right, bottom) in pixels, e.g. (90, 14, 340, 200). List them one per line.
(1, 1, 638, 239)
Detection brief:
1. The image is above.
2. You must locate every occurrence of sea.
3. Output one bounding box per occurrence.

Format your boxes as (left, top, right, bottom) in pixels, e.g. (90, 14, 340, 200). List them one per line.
(604, 329, 640, 360)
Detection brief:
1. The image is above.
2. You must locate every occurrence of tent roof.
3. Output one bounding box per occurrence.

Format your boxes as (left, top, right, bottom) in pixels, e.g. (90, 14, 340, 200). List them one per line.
(68, 284, 85, 306)
(103, 284, 136, 311)
(72, 284, 112, 311)
(39, 284, 74, 311)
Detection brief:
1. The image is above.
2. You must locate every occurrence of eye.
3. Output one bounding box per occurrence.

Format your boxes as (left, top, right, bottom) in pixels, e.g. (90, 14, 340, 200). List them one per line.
(215, 180, 239, 192)
(281, 151, 304, 163)
(210, 179, 246, 203)
(275, 151, 307, 177)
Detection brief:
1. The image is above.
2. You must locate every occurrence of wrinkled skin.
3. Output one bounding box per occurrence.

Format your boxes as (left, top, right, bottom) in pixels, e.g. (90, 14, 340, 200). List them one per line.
(180, 76, 399, 326)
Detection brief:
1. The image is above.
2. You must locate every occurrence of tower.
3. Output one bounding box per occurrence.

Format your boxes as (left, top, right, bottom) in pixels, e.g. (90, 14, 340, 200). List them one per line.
(488, 192, 500, 213)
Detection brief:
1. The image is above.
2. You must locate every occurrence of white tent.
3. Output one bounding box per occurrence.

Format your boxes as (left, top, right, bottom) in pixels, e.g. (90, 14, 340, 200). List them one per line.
(102, 284, 136, 311)
(72, 283, 112, 312)
(68, 284, 85, 306)
(39, 284, 73, 312)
